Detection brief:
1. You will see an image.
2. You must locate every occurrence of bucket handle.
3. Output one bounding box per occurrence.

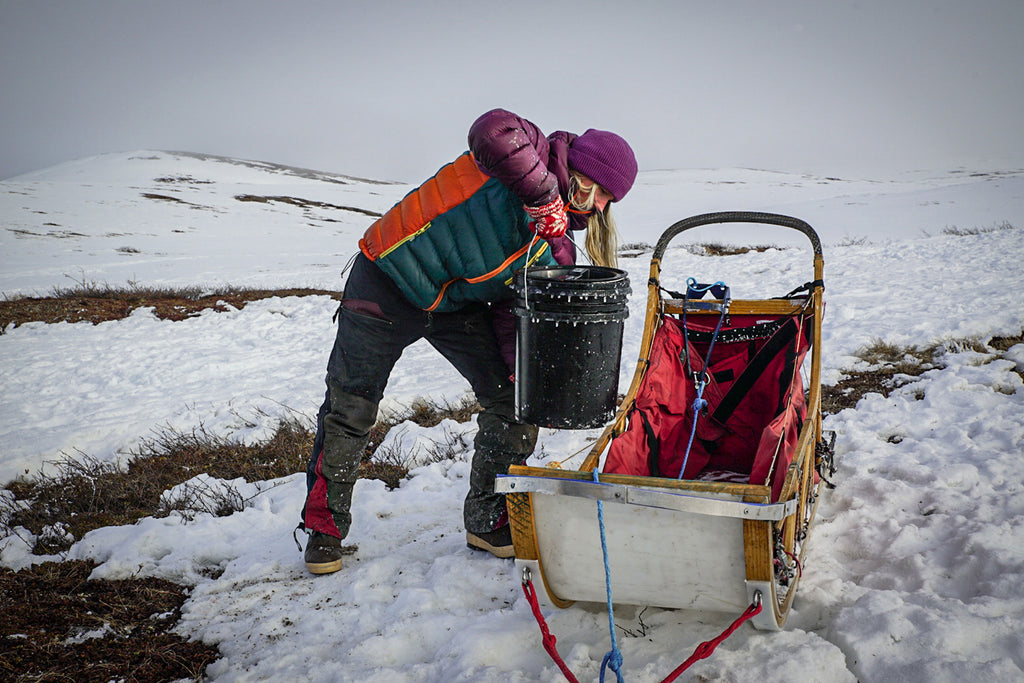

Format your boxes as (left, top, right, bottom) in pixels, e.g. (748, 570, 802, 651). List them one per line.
(523, 235, 541, 311)
(522, 226, 599, 309)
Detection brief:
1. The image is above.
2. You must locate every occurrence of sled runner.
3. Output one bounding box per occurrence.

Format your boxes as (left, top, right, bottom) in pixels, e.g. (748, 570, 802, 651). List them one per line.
(496, 212, 835, 631)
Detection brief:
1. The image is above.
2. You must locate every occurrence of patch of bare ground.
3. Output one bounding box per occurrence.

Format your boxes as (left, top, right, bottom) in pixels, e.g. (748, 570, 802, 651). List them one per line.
(234, 194, 383, 218)
(822, 339, 939, 415)
(0, 559, 218, 682)
(821, 333, 1023, 414)
(989, 331, 1024, 353)
(0, 287, 342, 332)
(684, 242, 779, 256)
(0, 398, 481, 680)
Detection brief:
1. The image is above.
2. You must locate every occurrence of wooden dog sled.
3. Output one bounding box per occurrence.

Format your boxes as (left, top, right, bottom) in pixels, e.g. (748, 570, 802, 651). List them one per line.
(497, 212, 835, 630)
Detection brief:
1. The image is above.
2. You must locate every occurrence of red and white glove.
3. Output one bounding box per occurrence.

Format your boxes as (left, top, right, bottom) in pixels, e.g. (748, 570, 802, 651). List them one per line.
(525, 196, 568, 239)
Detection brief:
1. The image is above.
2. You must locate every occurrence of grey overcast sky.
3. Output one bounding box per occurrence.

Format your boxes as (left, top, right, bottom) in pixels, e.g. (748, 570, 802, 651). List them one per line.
(2, 0, 1022, 181)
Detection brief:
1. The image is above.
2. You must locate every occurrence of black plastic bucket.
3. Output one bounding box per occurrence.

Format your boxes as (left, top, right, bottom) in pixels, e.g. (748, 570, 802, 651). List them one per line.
(513, 266, 630, 429)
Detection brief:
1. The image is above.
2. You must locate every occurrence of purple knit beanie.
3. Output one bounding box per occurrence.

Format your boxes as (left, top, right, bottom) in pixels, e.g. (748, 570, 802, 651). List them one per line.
(567, 129, 638, 202)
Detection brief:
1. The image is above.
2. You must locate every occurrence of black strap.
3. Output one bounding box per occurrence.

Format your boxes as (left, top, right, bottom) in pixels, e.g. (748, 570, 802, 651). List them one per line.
(661, 286, 687, 300)
(637, 409, 661, 478)
(712, 317, 801, 424)
(775, 279, 824, 299)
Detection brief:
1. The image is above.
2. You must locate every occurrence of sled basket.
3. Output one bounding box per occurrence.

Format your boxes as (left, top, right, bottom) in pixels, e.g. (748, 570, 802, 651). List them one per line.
(496, 211, 832, 630)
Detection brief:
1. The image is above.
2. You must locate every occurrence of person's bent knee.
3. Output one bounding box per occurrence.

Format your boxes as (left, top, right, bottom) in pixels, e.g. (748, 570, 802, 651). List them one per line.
(475, 410, 538, 455)
(324, 382, 379, 440)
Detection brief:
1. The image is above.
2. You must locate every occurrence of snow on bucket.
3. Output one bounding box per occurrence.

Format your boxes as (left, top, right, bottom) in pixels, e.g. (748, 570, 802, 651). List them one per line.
(513, 265, 630, 429)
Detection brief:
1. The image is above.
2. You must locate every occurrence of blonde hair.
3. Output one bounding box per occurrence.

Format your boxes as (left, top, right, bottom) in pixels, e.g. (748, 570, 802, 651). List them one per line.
(569, 173, 619, 268)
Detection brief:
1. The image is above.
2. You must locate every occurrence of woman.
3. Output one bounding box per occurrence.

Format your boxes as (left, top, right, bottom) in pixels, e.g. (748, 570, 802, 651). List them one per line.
(301, 108, 637, 574)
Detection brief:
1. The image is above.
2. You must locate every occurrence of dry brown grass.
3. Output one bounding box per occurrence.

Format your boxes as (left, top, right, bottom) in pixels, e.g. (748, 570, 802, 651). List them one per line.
(3, 396, 482, 556)
(821, 332, 1023, 414)
(822, 339, 934, 414)
(941, 220, 1014, 236)
(690, 242, 778, 256)
(0, 394, 482, 681)
(0, 286, 342, 332)
(362, 396, 482, 489)
(989, 331, 1024, 352)
(2, 418, 314, 555)
(0, 560, 218, 682)
(0, 284, 486, 679)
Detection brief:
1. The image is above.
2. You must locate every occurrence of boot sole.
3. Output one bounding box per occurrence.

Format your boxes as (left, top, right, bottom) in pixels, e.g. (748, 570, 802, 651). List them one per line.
(466, 532, 515, 559)
(305, 558, 343, 575)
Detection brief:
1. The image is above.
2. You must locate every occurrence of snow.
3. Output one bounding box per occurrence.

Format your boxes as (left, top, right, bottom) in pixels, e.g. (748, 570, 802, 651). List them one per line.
(2, 151, 1023, 681)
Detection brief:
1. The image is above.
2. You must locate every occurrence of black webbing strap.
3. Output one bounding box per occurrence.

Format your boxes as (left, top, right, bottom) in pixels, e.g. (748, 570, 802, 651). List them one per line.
(637, 409, 661, 478)
(711, 317, 801, 425)
(661, 286, 687, 300)
(775, 279, 824, 299)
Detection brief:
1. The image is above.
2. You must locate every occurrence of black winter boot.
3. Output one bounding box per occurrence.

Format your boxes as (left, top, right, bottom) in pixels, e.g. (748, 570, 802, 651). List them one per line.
(304, 531, 344, 574)
(466, 525, 514, 558)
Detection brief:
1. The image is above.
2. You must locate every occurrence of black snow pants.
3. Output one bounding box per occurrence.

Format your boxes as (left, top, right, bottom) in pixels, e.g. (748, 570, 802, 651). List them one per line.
(301, 253, 538, 538)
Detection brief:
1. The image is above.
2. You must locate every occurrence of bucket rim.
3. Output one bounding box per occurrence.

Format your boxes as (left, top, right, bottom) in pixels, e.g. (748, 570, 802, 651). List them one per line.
(520, 265, 628, 283)
(512, 307, 629, 322)
(513, 267, 631, 301)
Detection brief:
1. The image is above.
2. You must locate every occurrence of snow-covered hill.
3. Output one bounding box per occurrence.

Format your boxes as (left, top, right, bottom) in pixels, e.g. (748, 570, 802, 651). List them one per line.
(2, 152, 1023, 681)
(4, 150, 1023, 295)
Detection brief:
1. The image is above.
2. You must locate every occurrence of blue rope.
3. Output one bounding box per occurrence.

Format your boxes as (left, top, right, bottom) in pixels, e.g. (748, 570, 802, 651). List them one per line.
(678, 393, 708, 481)
(678, 279, 730, 480)
(592, 467, 626, 683)
(587, 278, 729, 680)
(680, 279, 724, 377)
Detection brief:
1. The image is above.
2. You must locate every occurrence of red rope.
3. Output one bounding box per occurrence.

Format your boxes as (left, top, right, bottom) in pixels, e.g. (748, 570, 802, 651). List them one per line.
(659, 598, 764, 683)
(523, 576, 763, 683)
(784, 550, 803, 577)
(522, 578, 581, 683)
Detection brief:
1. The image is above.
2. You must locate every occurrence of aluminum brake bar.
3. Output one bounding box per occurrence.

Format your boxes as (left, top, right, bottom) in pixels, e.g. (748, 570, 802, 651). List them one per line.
(495, 475, 797, 521)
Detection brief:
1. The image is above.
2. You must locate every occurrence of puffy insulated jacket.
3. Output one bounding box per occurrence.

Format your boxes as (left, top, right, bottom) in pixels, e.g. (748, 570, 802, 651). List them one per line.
(358, 109, 582, 312)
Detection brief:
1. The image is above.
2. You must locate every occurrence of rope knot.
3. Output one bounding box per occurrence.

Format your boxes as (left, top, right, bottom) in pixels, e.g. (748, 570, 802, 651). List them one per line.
(600, 649, 626, 683)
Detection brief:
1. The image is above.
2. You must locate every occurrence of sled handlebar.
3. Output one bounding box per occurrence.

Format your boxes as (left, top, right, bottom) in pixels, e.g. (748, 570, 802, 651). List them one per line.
(652, 211, 822, 261)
